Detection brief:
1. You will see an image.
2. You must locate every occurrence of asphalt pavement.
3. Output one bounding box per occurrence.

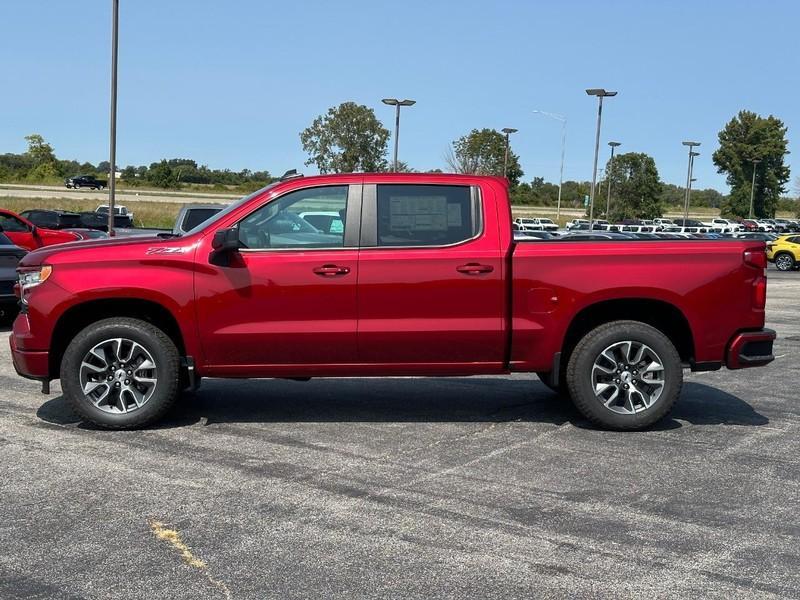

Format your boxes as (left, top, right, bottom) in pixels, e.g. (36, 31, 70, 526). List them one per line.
(0, 270, 798, 599)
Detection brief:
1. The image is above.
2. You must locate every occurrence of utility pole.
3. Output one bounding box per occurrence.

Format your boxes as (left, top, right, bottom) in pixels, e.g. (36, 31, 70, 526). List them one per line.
(501, 127, 518, 178)
(605, 141, 621, 217)
(748, 158, 762, 219)
(381, 98, 416, 171)
(532, 110, 567, 222)
(107, 0, 119, 236)
(586, 89, 617, 228)
(682, 141, 701, 222)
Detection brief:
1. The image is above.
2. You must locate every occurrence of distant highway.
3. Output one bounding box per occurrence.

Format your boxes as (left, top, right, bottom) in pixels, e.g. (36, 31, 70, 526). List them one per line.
(0, 183, 237, 205)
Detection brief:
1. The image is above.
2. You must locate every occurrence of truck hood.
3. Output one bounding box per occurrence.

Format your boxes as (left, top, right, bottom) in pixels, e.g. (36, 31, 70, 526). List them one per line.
(19, 235, 185, 267)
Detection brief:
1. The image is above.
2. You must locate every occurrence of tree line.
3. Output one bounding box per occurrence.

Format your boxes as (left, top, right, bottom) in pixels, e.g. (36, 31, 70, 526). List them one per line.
(0, 135, 273, 192)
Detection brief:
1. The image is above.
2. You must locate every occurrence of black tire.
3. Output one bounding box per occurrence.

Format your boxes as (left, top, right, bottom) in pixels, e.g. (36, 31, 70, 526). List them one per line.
(774, 252, 795, 272)
(60, 317, 180, 429)
(74, 183, 81, 189)
(566, 320, 682, 431)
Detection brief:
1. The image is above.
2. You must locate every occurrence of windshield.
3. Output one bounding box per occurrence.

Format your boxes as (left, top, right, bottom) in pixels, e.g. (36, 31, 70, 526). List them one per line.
(183, 182, 280, 236)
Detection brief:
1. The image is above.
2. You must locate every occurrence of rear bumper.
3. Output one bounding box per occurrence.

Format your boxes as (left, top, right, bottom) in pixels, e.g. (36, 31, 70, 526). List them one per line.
(726, 328, 776, 369)
(9, 333, 50, 381)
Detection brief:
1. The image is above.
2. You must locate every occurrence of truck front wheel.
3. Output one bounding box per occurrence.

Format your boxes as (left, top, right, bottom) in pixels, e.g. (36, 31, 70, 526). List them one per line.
(60, 317, 180, 429)
(566, 320, 682, 430)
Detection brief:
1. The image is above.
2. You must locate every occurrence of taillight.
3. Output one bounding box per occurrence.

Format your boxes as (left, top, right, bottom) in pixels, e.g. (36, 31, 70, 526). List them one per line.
(753, 276, 766, 310)
(743, 249, 767, 269)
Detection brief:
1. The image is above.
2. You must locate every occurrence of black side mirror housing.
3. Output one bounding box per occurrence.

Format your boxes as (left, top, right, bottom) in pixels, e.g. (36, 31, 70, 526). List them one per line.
(211, 226, 241, 251)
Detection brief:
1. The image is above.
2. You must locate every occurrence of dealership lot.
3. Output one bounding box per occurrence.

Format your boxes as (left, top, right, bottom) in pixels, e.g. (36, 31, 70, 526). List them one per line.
(0, 269, 798, 599)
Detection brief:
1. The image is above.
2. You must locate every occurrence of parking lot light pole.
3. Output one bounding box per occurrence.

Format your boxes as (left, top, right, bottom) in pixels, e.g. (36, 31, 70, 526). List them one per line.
(682, 141, 701, 223)
(749, 159, 762, 219)
(532, 110, 567, 222)
(586, 89, 617, 228)
(685, 152, 700, 220)
(501, 128, 518, 178)
(382, 98, 416, 172)
(107, 0, 119, 237)
(605, 141, 621, 217)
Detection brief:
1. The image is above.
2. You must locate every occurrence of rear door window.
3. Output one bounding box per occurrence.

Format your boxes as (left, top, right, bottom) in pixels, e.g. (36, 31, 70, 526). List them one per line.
(375, 184, 477, 247)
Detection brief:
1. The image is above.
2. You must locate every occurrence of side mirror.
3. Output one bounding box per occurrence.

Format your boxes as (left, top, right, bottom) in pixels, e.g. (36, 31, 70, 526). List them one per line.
(211, 226, 241, 251)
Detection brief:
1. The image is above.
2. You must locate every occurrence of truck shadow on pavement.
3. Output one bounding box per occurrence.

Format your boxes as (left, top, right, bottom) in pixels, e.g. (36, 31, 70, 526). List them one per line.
(36, 378, 768, 430)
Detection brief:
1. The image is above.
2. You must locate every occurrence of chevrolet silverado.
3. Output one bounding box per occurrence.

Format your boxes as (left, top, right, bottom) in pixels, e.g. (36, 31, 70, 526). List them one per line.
(10, 173, 775, 430)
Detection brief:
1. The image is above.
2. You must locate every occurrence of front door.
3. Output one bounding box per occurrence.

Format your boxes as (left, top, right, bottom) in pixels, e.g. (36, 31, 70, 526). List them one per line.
(195, 183, 362, 372)
(356, 182, 506, 369)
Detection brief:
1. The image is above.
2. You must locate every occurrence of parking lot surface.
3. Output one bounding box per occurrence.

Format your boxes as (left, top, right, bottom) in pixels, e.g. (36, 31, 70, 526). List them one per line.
(1, 269, 798, 599)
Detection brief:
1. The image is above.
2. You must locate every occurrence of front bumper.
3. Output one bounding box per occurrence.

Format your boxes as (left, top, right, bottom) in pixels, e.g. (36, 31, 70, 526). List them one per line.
(726, 328, 776, 369)
(9, 327, 50, 381)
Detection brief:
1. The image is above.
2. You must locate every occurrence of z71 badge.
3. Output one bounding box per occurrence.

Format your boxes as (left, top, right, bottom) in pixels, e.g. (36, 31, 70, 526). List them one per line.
(145, 247, 187, 255)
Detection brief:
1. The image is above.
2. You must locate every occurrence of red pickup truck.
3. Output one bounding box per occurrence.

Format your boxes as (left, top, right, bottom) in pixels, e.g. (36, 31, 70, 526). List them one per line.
(10, 173, 775, 430)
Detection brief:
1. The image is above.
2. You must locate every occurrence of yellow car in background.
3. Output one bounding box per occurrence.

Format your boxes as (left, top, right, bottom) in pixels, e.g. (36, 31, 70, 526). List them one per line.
(767, 234, 800, 271)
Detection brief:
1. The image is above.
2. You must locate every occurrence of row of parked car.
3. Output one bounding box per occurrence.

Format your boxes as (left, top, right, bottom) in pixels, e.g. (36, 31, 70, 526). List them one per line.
(512, 218, 799, 271)
(515, 216, 800, 235)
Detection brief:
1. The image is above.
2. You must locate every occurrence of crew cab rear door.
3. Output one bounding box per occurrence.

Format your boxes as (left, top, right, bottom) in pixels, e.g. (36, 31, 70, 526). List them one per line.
(356, 181, 506, 369)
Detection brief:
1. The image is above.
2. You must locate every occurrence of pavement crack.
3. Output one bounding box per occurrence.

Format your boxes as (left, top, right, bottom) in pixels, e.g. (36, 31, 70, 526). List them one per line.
(149, 519, 232, 599)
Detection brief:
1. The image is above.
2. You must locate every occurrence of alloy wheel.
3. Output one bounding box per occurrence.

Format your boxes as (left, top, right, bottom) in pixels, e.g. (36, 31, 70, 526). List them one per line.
(775, 254, 794, 271)
(591, 340, 665, 415)
(79, 337, 158, 414)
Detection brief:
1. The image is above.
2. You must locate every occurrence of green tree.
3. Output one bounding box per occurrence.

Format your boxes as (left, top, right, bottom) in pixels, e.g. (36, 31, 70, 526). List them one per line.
(300, 102, 390, 173)
(445, 128, 523, 186)
(146, 160, 180, 188)
(24, 134, 56, 166)
(604, 152, 663, 221)
(121, 166, 137, 182)
(713, 111, 790, 218)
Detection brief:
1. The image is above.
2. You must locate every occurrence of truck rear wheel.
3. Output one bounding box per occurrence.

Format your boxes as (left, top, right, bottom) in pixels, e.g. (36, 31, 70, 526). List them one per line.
(60, 317, 180, 429)
(566, 320, 682, 430)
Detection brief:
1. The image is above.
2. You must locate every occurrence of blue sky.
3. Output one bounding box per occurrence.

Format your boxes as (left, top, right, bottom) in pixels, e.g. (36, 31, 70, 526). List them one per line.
(1, 0, 797, 192)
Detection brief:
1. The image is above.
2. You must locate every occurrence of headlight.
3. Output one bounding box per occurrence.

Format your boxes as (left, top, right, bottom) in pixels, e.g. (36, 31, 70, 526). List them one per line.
(18, 265, 53, 304)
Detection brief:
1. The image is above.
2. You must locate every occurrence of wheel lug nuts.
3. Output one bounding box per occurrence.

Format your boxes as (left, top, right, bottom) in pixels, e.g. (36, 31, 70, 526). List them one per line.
(114, 382, 120, 387)
(107, 376, 113, 381)
(124, 379, 130, 385)
(624, 384, 629, 389)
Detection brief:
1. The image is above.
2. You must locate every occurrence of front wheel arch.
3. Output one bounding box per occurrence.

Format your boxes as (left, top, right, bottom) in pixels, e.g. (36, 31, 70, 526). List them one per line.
(49, 298, 187, 380)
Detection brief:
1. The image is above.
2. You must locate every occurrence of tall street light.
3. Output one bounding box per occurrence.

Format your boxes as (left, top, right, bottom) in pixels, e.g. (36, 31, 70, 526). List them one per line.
(749, 158, 762, 219)
(605, 141, 621, 217)
(682, 141, 701, 222)
(382, 98, 415, 171)
(501, 127, 518, 178)
(532, 110, 566, 222)
(586, 89, 618, 227)
(108, 0, 120, 236)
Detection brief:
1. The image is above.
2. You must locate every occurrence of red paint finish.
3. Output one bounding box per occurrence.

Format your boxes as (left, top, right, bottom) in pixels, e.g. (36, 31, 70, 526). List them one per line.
(9, 173, 773, 385)
(0, 209, 79, 250)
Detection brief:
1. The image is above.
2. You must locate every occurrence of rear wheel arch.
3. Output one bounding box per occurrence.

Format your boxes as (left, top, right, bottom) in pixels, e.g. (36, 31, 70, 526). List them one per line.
(49, 298, 187, 379)
(559, 298, 694, 374)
